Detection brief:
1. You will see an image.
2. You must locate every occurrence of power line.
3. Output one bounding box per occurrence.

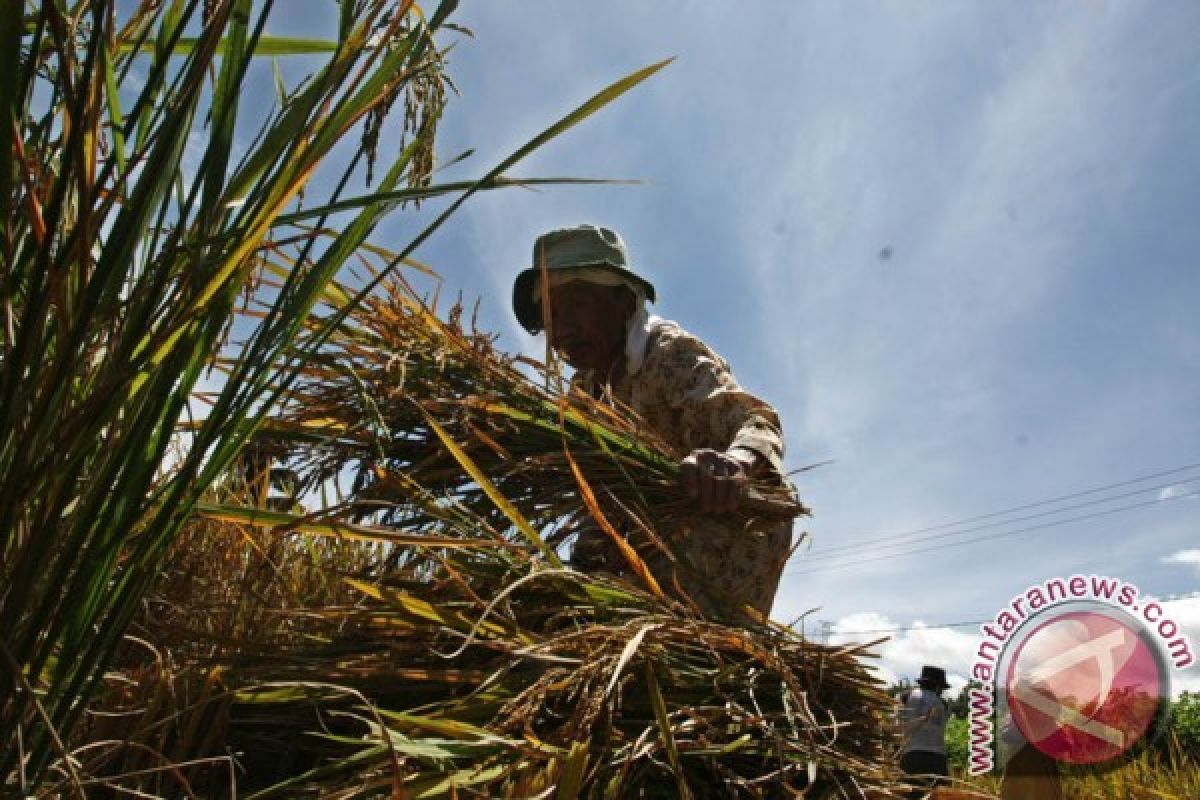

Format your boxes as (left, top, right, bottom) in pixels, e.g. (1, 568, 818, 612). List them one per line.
(785, 489, 1199, 575)
(799, 477, 1200, 562)
(802, 461, 1200, 557)
(827, 619, 991, 637)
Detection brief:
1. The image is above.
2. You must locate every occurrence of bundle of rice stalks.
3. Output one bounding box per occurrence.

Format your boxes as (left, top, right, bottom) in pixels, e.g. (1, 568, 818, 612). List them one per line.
(120, 269, 913, 797)
(1, 0, 671, 789)
(252, 267, 805, 605)
(129, 517, 905, 798)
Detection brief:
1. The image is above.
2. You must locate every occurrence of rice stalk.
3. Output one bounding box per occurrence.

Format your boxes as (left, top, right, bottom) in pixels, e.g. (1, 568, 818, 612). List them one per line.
(0, 0, 664, 788)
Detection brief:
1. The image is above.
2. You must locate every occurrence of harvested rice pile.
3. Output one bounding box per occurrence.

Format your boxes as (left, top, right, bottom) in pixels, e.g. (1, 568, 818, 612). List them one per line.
(113, 269, 911, 798)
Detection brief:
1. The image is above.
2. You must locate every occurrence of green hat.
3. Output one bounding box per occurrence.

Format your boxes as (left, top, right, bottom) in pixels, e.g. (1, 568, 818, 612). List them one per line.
(512, 224, 657, 334)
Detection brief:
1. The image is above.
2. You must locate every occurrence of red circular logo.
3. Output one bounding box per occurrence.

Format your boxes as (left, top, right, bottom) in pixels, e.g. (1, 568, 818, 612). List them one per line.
(1004, 608, 1165, 765)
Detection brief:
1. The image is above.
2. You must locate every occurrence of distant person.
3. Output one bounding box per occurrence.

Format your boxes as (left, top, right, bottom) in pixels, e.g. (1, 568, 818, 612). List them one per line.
(512, 224, 793, 618)
(897, 665, 951, 797)
(998, 690, 1064, 800)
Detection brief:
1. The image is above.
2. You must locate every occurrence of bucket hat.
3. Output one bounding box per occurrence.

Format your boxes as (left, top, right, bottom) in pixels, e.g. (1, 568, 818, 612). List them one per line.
(918, 665, 951, 690)
(512, 224, 656, 334)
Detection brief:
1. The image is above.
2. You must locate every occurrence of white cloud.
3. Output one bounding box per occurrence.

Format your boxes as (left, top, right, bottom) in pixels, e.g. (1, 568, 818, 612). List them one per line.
(1174, 673, 1200, 695)
(1164, 549, 1200, 569)
(834, 597, 1200, 700)
(1163, 596, 1200, 696)
(828, 613, 978, 696)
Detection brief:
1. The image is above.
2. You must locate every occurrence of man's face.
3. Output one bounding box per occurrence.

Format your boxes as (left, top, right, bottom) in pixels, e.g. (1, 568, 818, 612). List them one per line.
(545, 280, 630, 371)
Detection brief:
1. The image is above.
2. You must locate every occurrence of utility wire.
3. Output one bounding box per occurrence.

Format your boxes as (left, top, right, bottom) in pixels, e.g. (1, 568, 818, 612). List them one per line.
(827, 619, 992, 637)
(785, 489, 1199, 575)
(800, 477, 1199, 562)
(803, 461, 1200, 557)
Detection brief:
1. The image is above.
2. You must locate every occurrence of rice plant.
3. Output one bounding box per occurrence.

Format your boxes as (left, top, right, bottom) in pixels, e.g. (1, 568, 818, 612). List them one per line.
(0, 0, 665, 791)
(948, 728, 1199, 799)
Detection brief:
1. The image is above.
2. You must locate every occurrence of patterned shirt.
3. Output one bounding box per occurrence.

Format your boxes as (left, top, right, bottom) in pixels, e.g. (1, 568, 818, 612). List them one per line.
(574, 313, 793, 617)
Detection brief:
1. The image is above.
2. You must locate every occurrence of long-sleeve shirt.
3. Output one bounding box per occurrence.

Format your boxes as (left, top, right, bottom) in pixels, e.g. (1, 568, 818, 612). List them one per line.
(575, 312, 793, 616)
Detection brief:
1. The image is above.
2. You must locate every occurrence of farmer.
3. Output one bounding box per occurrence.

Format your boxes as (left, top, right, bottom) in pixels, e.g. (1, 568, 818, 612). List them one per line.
(897, 665, 952, 798)
(512, 224, 792, 618)
(998, 684, 1064, 800)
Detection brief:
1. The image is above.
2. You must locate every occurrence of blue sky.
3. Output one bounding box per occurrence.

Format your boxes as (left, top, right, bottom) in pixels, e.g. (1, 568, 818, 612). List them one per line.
(259, 1, 1200, 692)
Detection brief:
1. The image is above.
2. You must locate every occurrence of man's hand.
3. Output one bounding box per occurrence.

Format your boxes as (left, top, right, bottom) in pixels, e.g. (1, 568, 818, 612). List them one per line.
(680, 448, 760, 513)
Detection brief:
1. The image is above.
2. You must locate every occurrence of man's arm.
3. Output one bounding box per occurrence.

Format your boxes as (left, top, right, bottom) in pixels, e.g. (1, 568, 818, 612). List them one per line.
(646, 327, 787, 513)
(897, 691, 932, 740)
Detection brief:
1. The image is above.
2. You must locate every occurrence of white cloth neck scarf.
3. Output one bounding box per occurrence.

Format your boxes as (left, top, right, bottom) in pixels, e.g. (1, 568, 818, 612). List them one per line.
(623, 305, 664, 377)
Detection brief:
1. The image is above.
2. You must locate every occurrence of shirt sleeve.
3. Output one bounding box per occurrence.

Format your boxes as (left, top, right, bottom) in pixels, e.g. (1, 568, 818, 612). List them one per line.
(897, 691, 929, 738)
(642, 326, 786, 479)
